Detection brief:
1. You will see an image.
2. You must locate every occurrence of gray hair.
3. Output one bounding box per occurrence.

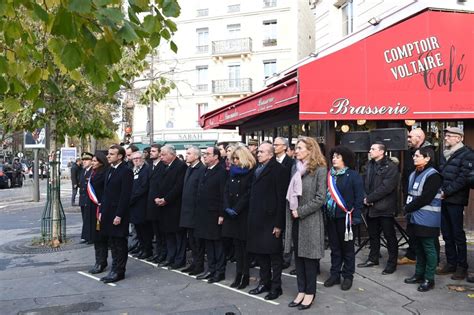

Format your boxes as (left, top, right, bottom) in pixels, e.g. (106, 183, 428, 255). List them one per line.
(161, 144, 176, 155)
(131, 151, 144, 159)
(274, 137, 289, 148)
(187, 145, 201, 158)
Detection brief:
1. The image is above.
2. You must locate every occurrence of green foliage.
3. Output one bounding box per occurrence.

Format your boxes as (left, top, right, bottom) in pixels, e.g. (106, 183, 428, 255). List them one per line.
(0, 0, 181, 145)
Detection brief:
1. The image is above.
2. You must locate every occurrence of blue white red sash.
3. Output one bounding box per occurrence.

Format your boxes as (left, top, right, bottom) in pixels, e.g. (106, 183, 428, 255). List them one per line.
(327, 171, 354, 241)
(87, 174, 101, 231)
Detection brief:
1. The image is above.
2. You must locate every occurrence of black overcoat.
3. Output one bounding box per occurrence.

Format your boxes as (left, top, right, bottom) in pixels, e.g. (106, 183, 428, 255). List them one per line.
(194, 164, 227, 240)
(222, 168, 254, 240)
(129, 164, 150, 224)
(180, 162, 206, 229)
(79, 167, 92, 207)
(71, 163, 81, 187)
(280, 155, 295, 171)
(84, 168, 106, 242)
(157, 158, 187, 233)
(146, 162, 166, 221)
(247, 159, 289, 254)
(100, 162, 133, 238)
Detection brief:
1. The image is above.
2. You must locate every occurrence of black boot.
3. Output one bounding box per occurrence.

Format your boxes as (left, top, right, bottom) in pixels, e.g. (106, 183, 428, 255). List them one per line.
(237, 274, 249, 290)
(230, 273, 242, 288)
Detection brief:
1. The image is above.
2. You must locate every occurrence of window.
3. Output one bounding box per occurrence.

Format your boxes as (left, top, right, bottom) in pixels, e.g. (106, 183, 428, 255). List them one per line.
(196, 66, 208, 91)
(263, 20, 277, 46)
(196, 27, 209, 53)
(197, 8, 208, 17)
(227, 24, 241, 37)
(228, 64, 241, 89)
(228, 4, 240, 13)
(166, 107, 175, 129)
(196, 103, 208, 126)
(263, 60, 277, 79)
(341, 1, 353, 36)
(263, 0, 277, 7)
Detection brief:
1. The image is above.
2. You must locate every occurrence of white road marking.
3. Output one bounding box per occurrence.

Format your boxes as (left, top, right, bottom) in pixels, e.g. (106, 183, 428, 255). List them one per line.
(77, 271, 117, 287)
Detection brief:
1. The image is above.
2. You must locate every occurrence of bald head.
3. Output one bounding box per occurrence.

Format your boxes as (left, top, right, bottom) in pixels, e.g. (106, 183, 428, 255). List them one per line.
(408, 129, 425, 149)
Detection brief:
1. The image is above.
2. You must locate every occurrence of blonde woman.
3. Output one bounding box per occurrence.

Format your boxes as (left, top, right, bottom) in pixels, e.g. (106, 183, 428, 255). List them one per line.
(285, 137, 327, 310)
(221, 146, 256, 290)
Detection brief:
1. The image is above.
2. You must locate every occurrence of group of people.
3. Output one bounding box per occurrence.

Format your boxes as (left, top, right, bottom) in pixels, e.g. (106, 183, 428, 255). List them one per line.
(77, 125, 473, 310)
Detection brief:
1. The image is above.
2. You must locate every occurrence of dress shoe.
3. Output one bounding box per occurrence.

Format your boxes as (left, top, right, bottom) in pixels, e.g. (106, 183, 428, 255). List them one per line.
(137, 251, 153, 260)
(237, 274, 249, 290)
(282, 262, 290, 270)
(288, 296, 303, 308)
(230, 273, 243, 288)
(129, 247, 140, 255)
(404, 274, 424, 284)
(436, 263, 456, 275)
(298, 295, 315, 310)
(89, 264, 107, 274)
(146, 255, 158, 262)
(264, 288, 282, 300)
(181, 265, 195, 273)
(323, 276, 340, 287)
(397, 257, 416, 265)
(249, 283, 270, 295)
(289, 269, 297, 276)
(189, 268, 204, 276)
(417, 279, 435, 292)
(208, 273, 225, 283)
(196, 272, 214, 280)
(169, 263, 186, 270)
(467, 273, 474, 283)
(79, 239, 88, 244)
(382, 267, 396, 275)
(451, 267, 467, 280)
(158, 261, 172, 267)
(357, 260, 379, 268)
(101, 272, 125, 283)
(341, 278, 353, 291)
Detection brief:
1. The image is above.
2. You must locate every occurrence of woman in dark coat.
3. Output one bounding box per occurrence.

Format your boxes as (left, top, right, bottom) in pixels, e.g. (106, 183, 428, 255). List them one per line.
(222, 146, 256, 290)
(86, 152, 109, 274)
(323, 145, 364, 291)
(403, 147, 442, 292)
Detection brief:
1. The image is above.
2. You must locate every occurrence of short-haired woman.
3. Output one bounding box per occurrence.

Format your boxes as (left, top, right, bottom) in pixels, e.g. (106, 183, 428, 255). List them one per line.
(285, 137, 327, 310)
(324, 145, 364, 291)
(222, 146, 256, 290)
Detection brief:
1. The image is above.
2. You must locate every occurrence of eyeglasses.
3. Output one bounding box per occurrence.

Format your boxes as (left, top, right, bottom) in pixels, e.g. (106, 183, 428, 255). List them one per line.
(232, 156, 239, 160)
(445, 134, 461, 138)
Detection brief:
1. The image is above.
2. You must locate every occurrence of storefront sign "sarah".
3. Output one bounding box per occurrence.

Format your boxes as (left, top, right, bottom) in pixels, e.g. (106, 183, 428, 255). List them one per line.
(329, 98, 409, 115)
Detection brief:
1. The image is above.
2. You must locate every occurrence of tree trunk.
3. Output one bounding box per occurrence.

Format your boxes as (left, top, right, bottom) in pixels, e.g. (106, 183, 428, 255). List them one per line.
(49, 115, 62, 247)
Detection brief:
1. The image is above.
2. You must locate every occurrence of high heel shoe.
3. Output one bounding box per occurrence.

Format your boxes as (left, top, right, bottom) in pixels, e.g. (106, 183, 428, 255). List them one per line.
(288, 293, 305, 308)
(298, 295, 315, 310)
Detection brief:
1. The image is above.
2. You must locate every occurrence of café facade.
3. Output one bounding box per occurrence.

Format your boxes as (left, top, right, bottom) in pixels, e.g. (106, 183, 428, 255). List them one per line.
(199, 7, 474, 228)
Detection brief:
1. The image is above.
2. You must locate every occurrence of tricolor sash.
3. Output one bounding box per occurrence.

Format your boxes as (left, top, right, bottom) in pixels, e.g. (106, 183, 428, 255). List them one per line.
(327, 171, 354, 241)
(87, 174, 101, 231)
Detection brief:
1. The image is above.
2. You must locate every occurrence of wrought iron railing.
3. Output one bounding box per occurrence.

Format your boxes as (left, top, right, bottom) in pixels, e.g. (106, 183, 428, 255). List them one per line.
(212, 78, 252, 94)
(212, 38, 252, 55)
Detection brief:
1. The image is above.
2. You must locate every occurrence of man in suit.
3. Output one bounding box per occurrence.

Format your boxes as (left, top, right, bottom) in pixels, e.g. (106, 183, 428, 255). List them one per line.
(129, 151, 152, 259)
(79, 152, 93, 243)
(98, 145, 134, 283)
(194, 147, 228, 283)
(144, 144, 167, 263)
(70, 157, 82, 206)
(155, 145, 187, 269)
(247, 142, 289, 300)
(180, 146, 206, 275)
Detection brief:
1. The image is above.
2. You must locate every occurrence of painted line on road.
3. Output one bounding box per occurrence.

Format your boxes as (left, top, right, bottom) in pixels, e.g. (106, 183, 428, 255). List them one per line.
(128, 255, 280, 306)
(0, 205, 6, 209)
(77, 271, 117, 287)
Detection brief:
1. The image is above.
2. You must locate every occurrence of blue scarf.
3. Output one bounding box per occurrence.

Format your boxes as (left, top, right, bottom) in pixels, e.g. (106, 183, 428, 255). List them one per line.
(325, 167, 348, 219)
(230, 165, 250, 177)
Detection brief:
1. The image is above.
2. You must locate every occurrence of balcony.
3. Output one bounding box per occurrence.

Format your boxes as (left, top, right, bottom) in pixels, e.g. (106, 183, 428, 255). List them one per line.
(212, 38, 252, 57)
(212, 78, 252, 95)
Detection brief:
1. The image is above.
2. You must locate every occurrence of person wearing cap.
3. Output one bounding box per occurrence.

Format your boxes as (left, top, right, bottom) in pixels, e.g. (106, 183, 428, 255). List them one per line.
(71, 157, 82, 206)
(79, 152, 94, 243)
(247, 138, 259, 158)
(436, 126, 473, 280)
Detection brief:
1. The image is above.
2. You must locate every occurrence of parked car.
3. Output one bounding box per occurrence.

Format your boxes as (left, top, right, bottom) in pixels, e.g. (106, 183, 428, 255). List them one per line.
(0, 164, 11, 189)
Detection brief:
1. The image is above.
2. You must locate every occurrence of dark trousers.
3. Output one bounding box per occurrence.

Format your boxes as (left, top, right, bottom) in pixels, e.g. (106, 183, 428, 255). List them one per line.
(282, 231, 293, 267)
(441, 202, 468, 269)
(293, 221, 317, 294)
(415, 237, 438, 281)
(405, 223, 417, 260)
(256, 253, 283, 291)
(95, 236, 128, 275)
(327, 218, 355, 280)
(187, 228, 204, 270)
(166, 230, 187, 266)
(367, 216, 398, 268)
(128, 223, 140, 250)
(144, 220, 167, 259)
(94, 235, 109, 266)
(135, 222, 151, 254)
(205, 239, 226, 275)
(234, 239, 249, 275)
(71, 186, 78, 205)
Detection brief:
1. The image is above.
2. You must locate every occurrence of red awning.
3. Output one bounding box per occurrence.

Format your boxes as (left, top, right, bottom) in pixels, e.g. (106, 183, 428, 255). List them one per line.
(200, 77, 298, 129)
(299, 10, 474, 121)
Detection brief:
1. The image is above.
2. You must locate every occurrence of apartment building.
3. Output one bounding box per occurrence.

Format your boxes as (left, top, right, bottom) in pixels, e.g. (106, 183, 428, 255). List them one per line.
(130, 0, 315, 148)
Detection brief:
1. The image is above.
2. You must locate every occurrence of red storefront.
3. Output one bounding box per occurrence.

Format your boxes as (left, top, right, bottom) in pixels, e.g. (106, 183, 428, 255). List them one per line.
(200, 9, 474, 228)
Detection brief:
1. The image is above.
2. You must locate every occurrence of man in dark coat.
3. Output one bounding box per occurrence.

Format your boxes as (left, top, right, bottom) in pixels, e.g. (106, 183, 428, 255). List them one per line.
(155, 145, 187, 269)
(358, 142, 399, 275)
(97, 145, 133, 283)
(79, 152, 93, 243)
(129, 151, 151, 259)
(70, 157, 82, 206)
(194, 146, 228, 283)
(247, 142, 289, 300)
(180, 146, 206, 275)
(437, 127, 472, 280)
(144, 144, 167, 263)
